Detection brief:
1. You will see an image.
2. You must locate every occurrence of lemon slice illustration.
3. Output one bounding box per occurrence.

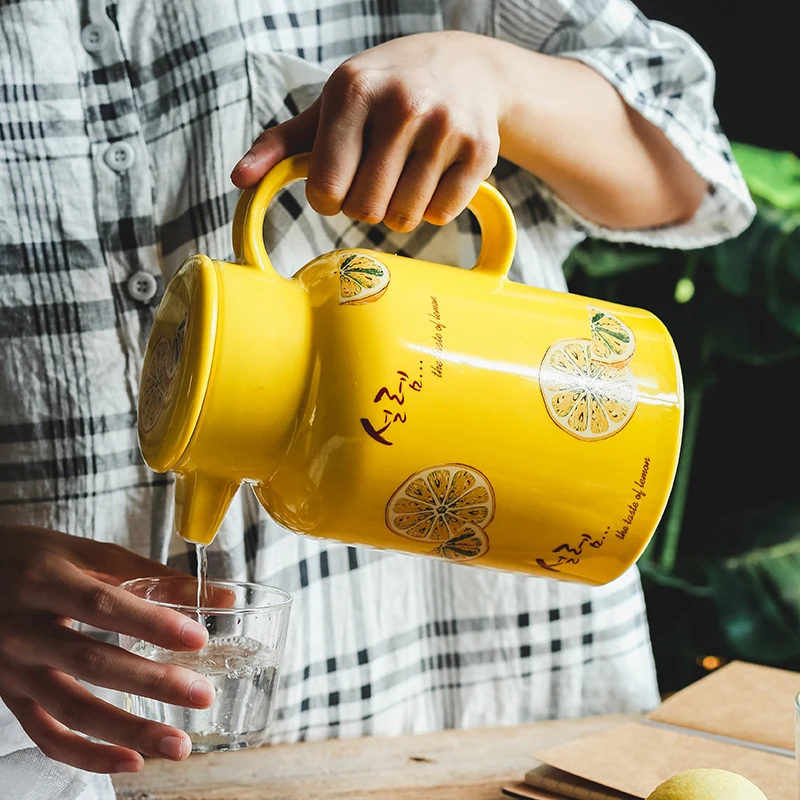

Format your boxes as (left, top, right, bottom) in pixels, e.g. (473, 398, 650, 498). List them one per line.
(167, 314, 187, 378)
(386, 464, 495, 542)
(339, 253, 390, 305)
(588, 307, 636, 367)
(429, 523, 490, 562)
(139, 338, 172, 432)
(540, 339, 638, 440)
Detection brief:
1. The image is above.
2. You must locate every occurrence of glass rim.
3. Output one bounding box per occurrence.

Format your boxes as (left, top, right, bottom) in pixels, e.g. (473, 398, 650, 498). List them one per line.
(119, 576, 293, 615)
(796, 690, 800, 712)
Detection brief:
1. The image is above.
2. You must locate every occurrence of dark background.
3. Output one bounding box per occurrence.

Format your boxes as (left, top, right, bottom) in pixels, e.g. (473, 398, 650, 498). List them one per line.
(562, 3, 800, 693)
(636, 0, 796, 155)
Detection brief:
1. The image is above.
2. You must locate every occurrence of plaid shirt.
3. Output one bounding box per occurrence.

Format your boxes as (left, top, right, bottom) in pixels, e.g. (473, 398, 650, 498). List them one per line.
(1, 0, 753, 745)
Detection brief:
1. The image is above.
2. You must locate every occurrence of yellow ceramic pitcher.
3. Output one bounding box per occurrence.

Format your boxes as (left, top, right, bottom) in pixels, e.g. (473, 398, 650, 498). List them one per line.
(138, 153, 683, 585)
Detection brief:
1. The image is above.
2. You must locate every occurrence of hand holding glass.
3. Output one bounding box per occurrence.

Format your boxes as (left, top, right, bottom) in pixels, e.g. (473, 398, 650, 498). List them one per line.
(120, 577, 291, 753)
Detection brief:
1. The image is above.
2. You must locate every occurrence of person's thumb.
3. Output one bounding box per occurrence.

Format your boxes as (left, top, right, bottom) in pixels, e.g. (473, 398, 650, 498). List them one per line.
(230, 98, 321, 188)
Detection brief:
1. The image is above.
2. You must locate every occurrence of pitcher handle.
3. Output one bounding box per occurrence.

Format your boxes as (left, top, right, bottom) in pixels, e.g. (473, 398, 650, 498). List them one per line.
(232, 152, 517, 279)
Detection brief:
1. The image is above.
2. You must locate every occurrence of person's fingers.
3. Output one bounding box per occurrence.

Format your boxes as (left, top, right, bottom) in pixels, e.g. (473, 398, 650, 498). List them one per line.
(201, 583, 237, 608)
(24, 563, 207, 651)
(230, 98, 321, 188)
(384, 114, 458, 233)
(20, 668, 193, 761)
(423, 138, 498, 226)
(168, 577, 238, 609)
(1, 691, 144, 774)
(113, 573, 237, 610)
(9, 620, 214, 708)
(72, 538, 187, 585)
(384, 157, 447, 232)
(306, 64, 373, 215)
(341, 91, 424, 224)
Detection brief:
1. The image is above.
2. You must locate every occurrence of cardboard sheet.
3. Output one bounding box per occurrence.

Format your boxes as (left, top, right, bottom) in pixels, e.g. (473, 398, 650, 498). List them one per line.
(503, 661, 799, 800)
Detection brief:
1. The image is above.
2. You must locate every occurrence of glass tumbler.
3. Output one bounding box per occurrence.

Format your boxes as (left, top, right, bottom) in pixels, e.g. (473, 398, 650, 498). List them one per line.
(119, 576, 291, 752)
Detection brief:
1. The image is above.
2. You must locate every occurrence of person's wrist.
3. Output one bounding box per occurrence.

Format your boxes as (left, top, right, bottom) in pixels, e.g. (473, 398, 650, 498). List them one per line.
(415, 30, 511, 131)
(470, 34, 546, 161)
(483, 37, 518, 130)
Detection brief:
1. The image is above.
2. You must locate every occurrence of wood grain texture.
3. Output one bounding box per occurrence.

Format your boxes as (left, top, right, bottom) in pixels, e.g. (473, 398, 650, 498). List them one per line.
(112, 715, 629, 800)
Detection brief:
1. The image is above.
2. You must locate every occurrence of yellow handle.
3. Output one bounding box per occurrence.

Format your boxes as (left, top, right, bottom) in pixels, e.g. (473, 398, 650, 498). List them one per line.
(232, 153, 517, 278)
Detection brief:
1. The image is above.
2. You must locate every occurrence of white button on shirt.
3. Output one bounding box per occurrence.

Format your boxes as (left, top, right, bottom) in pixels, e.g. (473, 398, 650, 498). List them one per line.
(104, 142, 136, 173)
(80, 22, 110, 53)
(126, 271, 158, 303)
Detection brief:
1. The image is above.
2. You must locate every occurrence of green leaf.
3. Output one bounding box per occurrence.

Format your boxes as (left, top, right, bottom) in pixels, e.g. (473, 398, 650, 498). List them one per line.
(731, 142, 800, 211)
(706, 291, 800, 365)
(712, 211, 776, 298)
(765, 234, 800, 336)
(561, 251, 578, 280)
(711, 202, 800, 337)
(707, 538, 800, 663)
(759, 204, 800, 236)
(789, 232, 800, 284)
(570, 240, 663, 277)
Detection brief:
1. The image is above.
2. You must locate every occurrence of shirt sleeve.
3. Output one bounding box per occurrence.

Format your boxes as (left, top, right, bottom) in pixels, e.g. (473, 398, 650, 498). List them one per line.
(446, 0, 756, 249)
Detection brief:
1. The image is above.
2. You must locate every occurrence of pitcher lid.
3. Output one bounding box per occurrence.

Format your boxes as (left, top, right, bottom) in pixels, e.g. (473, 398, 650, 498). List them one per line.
(138, 254, 218, 472)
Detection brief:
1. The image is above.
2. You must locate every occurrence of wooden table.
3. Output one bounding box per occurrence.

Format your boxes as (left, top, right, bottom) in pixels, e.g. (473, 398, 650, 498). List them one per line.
(112, 714, 628, 799)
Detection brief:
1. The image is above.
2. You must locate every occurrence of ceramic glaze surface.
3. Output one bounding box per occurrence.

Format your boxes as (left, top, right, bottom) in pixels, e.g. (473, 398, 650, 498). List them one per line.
(138, 154, 683, 585)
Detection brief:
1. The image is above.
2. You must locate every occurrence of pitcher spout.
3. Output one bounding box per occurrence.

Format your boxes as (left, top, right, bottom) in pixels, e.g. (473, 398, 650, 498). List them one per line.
(138, 250, 313, 546)
(175, 470, 241, 546)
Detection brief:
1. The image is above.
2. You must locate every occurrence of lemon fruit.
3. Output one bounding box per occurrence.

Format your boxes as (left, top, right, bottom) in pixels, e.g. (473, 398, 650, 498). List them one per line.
(539, 338, 638, 441)
(429, 523, 490, 562)
(139, 337, 172, 432)
(647, 769, 768, 800)
(338, 253, 390, 305)
(588, 307, 636, 367)
(386, 464, 495, 543)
